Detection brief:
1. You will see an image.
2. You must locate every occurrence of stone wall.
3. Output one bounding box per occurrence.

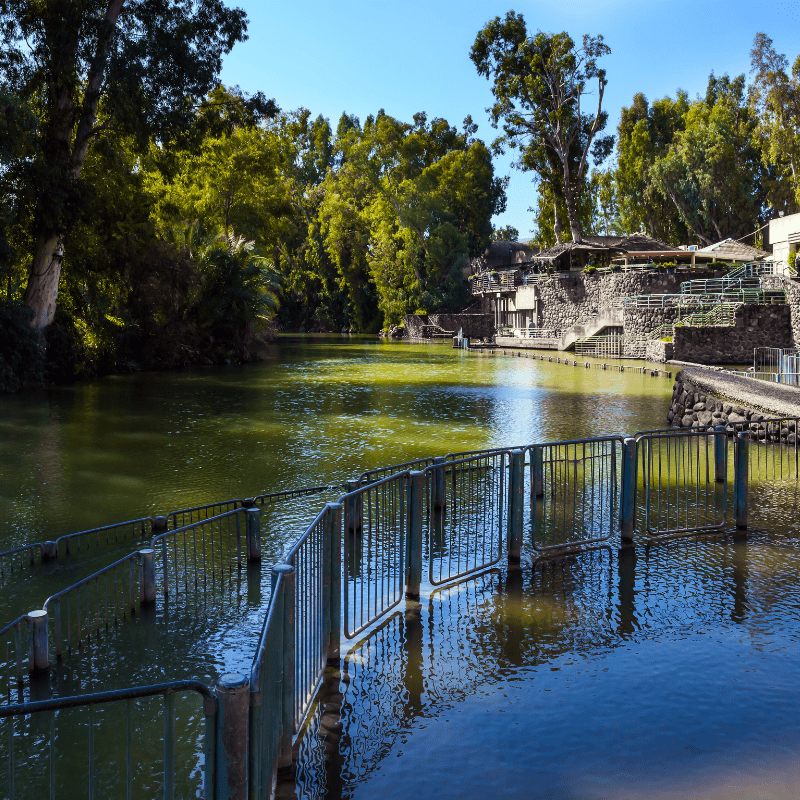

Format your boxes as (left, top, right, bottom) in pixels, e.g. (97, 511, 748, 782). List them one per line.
(532, 269, 722, 331)
(668, 370, 795, 443)
(623, 306, 682, 337)
(782, 279, 800, 345)
(671, 304, 792, 364)
(403, 313, 494, 339)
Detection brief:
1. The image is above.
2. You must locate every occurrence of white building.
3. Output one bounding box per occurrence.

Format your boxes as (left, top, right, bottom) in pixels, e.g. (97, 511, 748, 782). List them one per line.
(767, 212, 800, 266)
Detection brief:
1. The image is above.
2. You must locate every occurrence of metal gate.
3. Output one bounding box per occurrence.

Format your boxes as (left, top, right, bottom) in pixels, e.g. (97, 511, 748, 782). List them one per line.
(524, 437, 622, 552)
(636, 429, 727, 536)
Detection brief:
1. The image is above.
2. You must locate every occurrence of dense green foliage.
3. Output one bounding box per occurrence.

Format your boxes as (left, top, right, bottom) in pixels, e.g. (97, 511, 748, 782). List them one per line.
(1, 5, 798, 392)
(471, 12, 613, 244)
(576, 33, 799, 244)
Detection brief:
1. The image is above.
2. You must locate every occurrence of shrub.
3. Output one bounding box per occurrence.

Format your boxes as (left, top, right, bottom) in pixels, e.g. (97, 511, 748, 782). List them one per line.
(583, 265, 597, 275)
(789, 251, 797, 271)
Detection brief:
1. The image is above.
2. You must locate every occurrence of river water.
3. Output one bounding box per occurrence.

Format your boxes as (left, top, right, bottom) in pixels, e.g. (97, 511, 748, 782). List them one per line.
(2, 337, 799, 799)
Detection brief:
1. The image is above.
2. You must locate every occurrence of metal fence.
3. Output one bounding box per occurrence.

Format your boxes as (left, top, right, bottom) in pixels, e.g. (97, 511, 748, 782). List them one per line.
(342, 474, 408, 639)
(635, 430, 728, 537)
(0, 680, 216, 800)
(250, 568, 290, 798)
(43, 552, 141, 659)
(525, 438, 622, 552)
(426, 451, 508, 585)
(0, 427, 787, 798)
(284, 505, 334, 731)
(152, 509, 251, 599)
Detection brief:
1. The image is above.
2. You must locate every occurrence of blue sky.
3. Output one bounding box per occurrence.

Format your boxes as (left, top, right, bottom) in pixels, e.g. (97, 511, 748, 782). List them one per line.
(220, 0, 799, 241)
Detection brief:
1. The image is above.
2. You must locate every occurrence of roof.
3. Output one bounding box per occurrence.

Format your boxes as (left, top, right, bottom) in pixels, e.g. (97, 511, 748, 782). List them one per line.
(696, 238, 769, 260)
(581, 233, 676, 252)
(530, 234, 680, 262)
(471, 240, 539, 270)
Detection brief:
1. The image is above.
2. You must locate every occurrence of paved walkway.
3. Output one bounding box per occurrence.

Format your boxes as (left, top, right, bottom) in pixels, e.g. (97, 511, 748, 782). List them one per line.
(670, 361, 800, 417)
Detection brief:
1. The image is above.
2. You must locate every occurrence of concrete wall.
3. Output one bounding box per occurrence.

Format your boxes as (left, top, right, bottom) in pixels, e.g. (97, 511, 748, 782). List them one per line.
(404, 313, 494, 339)
(671, 304, 792, 364)
(767, 212, 800, 265)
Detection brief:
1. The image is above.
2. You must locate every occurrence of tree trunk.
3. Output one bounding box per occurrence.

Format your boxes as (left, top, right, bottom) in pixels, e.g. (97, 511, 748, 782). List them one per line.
(564, 189, 582, 243)
(553, 205, 563, 244)
(24, 235, 62, 329)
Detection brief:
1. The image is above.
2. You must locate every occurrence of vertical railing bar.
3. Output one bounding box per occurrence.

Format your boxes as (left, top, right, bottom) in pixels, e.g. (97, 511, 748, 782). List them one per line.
(126, 698, 133, 800)
(49, 709, 56, 800)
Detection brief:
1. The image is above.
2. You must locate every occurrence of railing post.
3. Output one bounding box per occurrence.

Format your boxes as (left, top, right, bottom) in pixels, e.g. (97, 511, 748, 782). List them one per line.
(735, 431, 749, 529)
(245, 508, 261, 562)
(714, 425, 727, 483)
(42, 542, 57, 561)
(327, 503, 342, 664)
(139, 549, 156, 604)
(532, 446, 544, 498)
(28, 610, 49, 672)
(406, 471, 424, 599)
(272, 564, 295, 768)
(507, 450, 524, 564)
(153, 515, 168, 533)
(621, 437, 637, 542)
(431, 457, 446, 510)
(215, 673, 250, 800)
(344, 480, 362, 535)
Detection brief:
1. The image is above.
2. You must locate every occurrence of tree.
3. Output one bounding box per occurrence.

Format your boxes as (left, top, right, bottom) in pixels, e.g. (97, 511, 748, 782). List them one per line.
(614, 92, 689, 241)
(650, 74, 765, 245)
(492, 225, 519, 241)
(319, 110, 506, 327)
(0, 0, 260, 328)
(749, 32, 800, 211)
(146, 87, 286, 242)
(471, 11, 613, 243)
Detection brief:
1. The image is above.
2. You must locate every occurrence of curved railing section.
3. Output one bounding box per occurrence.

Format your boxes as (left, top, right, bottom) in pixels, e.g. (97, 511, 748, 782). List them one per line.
(2, 424, 799, 797)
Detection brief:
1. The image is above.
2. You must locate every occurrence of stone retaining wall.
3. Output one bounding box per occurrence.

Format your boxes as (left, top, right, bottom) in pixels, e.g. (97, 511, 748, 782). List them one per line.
(532, 269, 722, 331)
(623, 306, 681, 336)
(671, 304, 791, 364)
(404, 313, 494, 339)
(668, 369, 796, 443)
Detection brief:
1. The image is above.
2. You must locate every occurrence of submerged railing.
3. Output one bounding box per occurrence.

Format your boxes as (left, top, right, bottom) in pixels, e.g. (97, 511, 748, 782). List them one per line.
(1, 420, 797, 798)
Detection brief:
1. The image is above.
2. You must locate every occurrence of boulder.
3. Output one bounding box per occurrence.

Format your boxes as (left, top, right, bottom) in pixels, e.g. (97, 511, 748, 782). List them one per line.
(693, 402, 706, 412)
(728, 413, 748, 424)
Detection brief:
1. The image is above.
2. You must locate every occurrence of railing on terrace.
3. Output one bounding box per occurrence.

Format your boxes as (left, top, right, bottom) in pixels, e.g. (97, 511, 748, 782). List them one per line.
(574, 335, 623, 357)
(499, 327, 561, 340)
(721, 347, 800, 387)
(1, 423, 795, 797)
(680, 276, 763, 295)
(724, 263, 775, 280)
(470, 271, 520, 294)
(622, 289, 784, 308)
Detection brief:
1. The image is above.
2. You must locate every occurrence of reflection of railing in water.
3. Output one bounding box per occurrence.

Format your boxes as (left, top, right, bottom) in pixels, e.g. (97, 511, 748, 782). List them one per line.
(3, 421, 800, 796)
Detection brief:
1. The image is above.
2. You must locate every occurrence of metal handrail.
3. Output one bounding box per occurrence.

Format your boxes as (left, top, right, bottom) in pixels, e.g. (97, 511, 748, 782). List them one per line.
(1, 421, 789, 795)
(0, 679, 215, 717)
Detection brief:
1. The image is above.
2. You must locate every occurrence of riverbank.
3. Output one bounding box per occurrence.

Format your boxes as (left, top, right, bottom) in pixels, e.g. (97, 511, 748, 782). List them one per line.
(667, 363, 800, 433)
